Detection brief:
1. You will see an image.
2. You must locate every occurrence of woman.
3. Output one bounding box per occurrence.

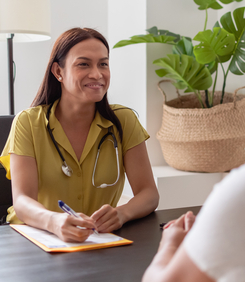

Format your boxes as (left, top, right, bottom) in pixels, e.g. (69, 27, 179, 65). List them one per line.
(142, 164, 245, 282)
(0, 27, 159, 242)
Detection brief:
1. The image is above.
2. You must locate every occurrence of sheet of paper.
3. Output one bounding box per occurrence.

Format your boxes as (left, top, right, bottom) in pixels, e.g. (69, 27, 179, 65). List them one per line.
(13, 225, 123, 249)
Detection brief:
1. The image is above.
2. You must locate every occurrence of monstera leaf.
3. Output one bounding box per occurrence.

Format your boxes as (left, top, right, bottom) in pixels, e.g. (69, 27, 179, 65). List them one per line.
(146, 26, 192, 43)
(216, 7, 245, 75)
(113, 34, 176, 48)
(172, 37, 195, 57)
(194, 0, 243, 10)
(153, 54, 212, 93)
(113, 26, 190, 48)
(193, 27, 235, 64)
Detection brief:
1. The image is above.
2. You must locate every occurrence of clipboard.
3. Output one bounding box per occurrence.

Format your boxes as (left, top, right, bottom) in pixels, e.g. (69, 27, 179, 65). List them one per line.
(10, 224, 133, 253)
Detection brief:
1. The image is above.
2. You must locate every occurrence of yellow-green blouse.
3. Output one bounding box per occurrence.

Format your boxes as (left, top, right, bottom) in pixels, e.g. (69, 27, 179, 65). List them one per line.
(0, 100, 149, 223)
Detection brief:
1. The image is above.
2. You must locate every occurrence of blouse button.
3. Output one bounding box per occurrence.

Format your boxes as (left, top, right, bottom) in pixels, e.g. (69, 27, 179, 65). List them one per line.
(77, 171, 82, 177)
(77, 194, 82, 200)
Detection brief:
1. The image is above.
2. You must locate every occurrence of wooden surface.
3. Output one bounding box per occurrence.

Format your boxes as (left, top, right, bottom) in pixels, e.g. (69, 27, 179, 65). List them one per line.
(0, 207, 201, 282)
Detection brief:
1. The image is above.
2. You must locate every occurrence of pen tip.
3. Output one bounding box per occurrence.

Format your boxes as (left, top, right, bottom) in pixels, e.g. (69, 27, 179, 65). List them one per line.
(58, 200, 64, 207)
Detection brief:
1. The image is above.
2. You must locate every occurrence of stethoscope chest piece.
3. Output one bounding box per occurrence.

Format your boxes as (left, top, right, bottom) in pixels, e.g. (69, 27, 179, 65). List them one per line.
(62, 161, 73, 177)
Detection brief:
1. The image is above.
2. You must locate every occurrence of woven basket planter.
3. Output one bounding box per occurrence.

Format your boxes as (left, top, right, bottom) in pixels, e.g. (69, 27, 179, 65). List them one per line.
(156, 81, 245, 173)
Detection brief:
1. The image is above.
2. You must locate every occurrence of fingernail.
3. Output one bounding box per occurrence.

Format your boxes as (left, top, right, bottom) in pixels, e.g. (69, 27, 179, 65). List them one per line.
(164, 222, 173, 229)
(186, 211, 194, 218)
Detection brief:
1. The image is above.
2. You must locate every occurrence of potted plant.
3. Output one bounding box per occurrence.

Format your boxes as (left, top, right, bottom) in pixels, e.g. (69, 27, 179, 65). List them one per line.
(113, 0, 245, 173)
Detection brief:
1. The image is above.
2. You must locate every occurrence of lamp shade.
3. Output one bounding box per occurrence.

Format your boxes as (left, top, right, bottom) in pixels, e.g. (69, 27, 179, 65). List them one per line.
(0, 0, 51, 42)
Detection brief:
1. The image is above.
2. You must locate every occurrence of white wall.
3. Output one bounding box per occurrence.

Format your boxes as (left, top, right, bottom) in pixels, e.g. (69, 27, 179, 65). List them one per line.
(108, 0, 147, 127)
(108, 0, 147, 197)
(0, 0, 108, 115)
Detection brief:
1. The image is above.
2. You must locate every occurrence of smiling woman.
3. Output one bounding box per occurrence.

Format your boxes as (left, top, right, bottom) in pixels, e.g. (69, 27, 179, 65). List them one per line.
(51, 38, 110, 107)
(0, 27, 159, 242)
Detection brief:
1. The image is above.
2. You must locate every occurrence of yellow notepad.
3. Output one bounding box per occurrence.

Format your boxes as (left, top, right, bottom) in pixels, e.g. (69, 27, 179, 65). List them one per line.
(10, 224, 133, 253)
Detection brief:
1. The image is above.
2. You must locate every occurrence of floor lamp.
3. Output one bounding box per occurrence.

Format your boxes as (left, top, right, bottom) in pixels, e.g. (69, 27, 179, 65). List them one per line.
(0, 0, 51, 115)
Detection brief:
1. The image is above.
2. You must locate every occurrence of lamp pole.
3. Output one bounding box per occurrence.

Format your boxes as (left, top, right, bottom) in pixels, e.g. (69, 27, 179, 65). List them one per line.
(7, 33, 14, 115)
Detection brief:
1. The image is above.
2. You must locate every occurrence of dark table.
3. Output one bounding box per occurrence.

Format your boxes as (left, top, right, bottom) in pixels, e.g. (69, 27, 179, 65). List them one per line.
(0, 206, 201, 282)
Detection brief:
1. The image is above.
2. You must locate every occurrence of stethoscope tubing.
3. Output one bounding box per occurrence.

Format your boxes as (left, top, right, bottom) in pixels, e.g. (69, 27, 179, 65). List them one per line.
(92, 145, 120, 189)
(46, 103, 65, 162)
(46, 102, 120, 186)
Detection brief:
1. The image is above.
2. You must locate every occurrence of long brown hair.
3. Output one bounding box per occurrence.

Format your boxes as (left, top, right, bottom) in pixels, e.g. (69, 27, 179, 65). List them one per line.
(31, 27, 122, 141)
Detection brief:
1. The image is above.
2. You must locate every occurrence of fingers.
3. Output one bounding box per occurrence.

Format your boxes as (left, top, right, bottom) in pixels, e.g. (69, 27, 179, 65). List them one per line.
(173, 214, 186, 228)
(69, 215, 98, 236)
(184, 211, 195, 231)
(91, 205, 114, 231)
(74, 214, 96, 230)
(77, 212, 92, 221)
(163, 211, 195, 231)
(55, 213, 96, 242)
(61, 225, 93, 242)
(91, 205, 122, 232)
(97, 218, 119, 233)
(164, 215, 185, 230)
(163, 219, 176, 229)
(91, 204, 110, 222)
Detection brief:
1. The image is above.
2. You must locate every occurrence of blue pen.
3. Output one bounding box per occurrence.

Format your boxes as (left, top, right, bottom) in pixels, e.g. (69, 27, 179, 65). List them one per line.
(58, 200, 98, 234)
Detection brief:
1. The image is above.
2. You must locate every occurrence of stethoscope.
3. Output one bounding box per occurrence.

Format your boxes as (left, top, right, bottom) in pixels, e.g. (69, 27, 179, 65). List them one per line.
(46, 103, 120, 188)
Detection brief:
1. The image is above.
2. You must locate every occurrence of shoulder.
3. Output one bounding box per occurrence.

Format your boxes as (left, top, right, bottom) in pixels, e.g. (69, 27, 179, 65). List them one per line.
(110, 104, 149, 147)
(110, 104, 138, 123)
(185, 164, 245, 250)
(186, 164, 245, 236)
(213, 164, 245, 201)
(192, 164, 245, 224)
(13, 105, 47, 127)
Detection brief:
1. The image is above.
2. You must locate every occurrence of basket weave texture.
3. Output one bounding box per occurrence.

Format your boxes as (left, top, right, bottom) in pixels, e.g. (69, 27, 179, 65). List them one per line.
(156, 86, 245, 172)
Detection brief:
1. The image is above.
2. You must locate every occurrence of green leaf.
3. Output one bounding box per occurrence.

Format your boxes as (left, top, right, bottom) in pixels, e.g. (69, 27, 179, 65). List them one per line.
(154, 69, 169, 77)
(204, 23, 232, 64)
(206, 61, 217, 74)
(146, 27, 180, 42)
(213, 21, 220, 28)
(113, 26, 192, 49)
(113, 34, 176, 48)
(218, 54, 232, 63)
(194, 0, 222, 10)
(172, 37, 195, 57)
(146, 26, 159, 35)
(194, 0, 243, 10)
(153, 54, 212, 92)
(193, 27, 235, 64)
(218, 7, 245, 75)
(204, 55, 230, 75)
(219, 0, 243, 3)
(146, 26, 192, 43)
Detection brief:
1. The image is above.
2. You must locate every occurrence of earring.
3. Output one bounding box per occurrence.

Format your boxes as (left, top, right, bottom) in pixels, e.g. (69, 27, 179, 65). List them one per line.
(58, 77, 62, 81)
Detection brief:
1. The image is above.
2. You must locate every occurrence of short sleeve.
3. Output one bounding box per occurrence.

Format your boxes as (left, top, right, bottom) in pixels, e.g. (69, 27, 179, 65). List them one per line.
(8, 111, 35, 157)
(113, 106, 150, 155)
(0, 111, 35, 179)
(184, 164, 245, 282)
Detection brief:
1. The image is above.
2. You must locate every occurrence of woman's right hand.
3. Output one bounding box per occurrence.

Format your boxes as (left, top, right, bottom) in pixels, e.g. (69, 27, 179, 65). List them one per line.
(48, 212, 97, 242)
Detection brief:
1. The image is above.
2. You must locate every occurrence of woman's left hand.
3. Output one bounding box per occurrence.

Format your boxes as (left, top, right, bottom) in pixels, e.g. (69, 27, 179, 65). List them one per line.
(91, 204, 124, 233)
